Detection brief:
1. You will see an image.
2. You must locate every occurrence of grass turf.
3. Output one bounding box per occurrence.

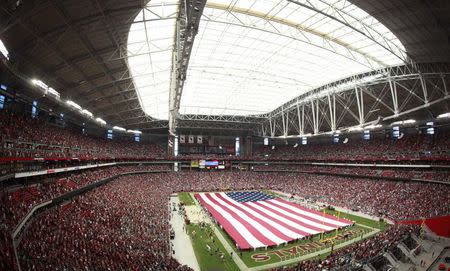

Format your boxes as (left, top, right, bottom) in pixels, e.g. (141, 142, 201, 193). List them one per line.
(178, 192, 196, 206)
(214, 223, 372, 268)
(263, 190, 388, 230)
(186, 190, 387, 270)
(186, 223, 240, 271)
(322, 209, 388, 230)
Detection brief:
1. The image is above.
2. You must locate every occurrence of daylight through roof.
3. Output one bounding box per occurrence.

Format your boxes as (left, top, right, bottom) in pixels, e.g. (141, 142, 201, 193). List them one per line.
(127, 0, 406, 120)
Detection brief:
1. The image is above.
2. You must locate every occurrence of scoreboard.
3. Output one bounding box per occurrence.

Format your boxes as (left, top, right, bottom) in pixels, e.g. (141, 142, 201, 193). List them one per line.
(191, 160, 226, 170)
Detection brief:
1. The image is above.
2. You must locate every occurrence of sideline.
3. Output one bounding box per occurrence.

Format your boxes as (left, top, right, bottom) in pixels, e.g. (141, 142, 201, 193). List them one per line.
(170, 196, 201, 271)
(247, 228, 380, 271)
(212, 224, 250, 271)
(190, 192, 250, 270)
(188, 191, 382, 271)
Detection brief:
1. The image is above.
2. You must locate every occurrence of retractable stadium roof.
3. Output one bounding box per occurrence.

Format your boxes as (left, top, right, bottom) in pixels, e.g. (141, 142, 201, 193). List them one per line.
(0, 0, 449, 133)
(127, 0, 407, 120)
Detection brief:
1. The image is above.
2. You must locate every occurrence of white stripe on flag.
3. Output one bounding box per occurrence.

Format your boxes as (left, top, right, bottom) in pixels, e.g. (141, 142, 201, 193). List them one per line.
(220, 193, 303, 239)
(211, 193, 288, 244)
(246, 201, 320, 234)
(269, 199, 349, 227)
(199, 193, 265, 248)
(259, 201, 335, 231)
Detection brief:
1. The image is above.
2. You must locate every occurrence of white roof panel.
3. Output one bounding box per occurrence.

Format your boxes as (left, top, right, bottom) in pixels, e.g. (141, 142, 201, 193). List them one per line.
(127, 0, 406, 120)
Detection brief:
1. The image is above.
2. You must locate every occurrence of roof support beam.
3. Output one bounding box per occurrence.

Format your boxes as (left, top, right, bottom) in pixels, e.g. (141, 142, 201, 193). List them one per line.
(206, 2, 385, 69)
(281, 107, 287, 137)
(442, 74, 448, 96)
(296, 103, 304, 136)
(287, 0, 407, 63)
(168, 0, 207, 135)
(354, 87, 364, 125)
(311, 100, 319, 135)
(269, 118, 275, 138)
(388, 77, 399, 115)
(419, 73, 428, 104)
(327, 94, 336, 131)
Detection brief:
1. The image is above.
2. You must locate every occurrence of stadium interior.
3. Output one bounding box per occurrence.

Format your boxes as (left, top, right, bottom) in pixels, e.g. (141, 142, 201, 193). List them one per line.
(0, 0, 450, 270)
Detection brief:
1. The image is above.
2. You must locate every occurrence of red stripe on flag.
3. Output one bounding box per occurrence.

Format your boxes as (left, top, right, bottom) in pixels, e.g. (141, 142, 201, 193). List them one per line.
(242, 201, 310, 237)
(204, 193, 276, 247)
(274, 198, 352, 224)
(266, 200, 342, 228)
(194, 194, 252, 249)
(252, 201, 324, 233)
(215, 193, 291, 241)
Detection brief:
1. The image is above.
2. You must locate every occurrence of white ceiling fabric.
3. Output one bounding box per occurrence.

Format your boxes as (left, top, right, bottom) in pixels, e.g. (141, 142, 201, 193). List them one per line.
(127, 0, 405, 120)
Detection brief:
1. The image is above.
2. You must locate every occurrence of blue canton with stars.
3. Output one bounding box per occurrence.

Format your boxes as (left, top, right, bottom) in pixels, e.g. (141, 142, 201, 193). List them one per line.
(225, 191, 274, 203)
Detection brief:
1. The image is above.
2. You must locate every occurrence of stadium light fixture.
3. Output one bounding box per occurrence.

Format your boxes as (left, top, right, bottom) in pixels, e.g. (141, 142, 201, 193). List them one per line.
(95, 118, 106, 125)
(437, 112, 450, 119)
(348, 126, 363, 132)
(32, 79, 48, 89)
(127, 129, 142, 134)
(112, 126, 126, 132)
(365, 124, 382, 129)
(0, 39, 9, 60)
(32, 79, 61, 98)
(47, 87, 60, 98)
(277, 135, 298, 138)
(66, 100, 82, 111)
(390, 119, 415, 126)
(81, 109, 93, 118)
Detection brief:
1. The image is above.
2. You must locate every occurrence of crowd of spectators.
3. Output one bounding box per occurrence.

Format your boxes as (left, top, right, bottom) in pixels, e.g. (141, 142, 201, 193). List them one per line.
(1, 164, 170, 230)
(253, 131, 450, 162)
(0, 110, 165, 160)
(2, 109, 450, 164)
(0, 164, 170, 271)
(18, 174, 191, 271)
(6, 170, 443, 224)
(1, 171, 448, 270)
(271, 225, 420, 271)
(252, 164, 450, 183)
(1, 108, 449, 270)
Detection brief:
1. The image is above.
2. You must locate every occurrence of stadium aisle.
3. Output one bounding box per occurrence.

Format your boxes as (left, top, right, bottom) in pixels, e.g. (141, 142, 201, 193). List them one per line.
(170, 196, 201, 271)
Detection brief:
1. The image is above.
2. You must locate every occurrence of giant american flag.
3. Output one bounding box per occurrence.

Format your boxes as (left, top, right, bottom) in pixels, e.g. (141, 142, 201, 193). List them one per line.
(195, 191, 353, 249)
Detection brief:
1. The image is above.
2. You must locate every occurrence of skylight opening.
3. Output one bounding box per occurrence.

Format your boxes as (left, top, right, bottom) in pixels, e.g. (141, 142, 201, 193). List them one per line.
(127, 0, 406, 120)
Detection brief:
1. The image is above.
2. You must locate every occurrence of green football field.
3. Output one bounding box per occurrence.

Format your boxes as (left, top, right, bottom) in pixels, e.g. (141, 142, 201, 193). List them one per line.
(187, 223, 241, 271)
(179, 192, 387, 271)
(218, 223, 372, 268)
(179, 191, 196, 205)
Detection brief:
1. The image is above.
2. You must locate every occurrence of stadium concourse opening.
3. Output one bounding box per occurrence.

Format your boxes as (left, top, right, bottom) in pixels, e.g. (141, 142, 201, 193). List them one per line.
(1, 0, 450, 270)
